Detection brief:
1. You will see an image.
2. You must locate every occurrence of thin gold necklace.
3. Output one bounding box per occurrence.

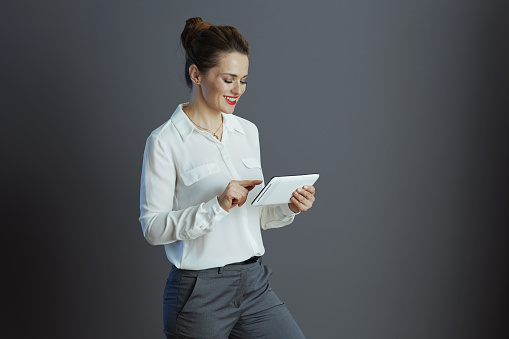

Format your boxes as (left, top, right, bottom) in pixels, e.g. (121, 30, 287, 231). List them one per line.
(188, 114, 223, 140)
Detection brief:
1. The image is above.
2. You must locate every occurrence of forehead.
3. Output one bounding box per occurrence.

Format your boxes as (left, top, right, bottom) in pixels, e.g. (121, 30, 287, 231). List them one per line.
(214, 52, 249, 75)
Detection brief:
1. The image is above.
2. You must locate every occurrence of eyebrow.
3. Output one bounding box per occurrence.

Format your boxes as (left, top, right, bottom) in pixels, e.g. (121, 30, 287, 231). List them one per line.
(221, 73, 248, 78)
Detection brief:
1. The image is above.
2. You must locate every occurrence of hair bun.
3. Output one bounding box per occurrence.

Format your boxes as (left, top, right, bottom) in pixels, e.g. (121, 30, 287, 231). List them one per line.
(180, 17, 212, 53)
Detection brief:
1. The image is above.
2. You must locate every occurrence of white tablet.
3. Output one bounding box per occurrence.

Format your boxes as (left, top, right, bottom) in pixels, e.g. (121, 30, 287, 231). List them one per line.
(251, 174, 319, 206)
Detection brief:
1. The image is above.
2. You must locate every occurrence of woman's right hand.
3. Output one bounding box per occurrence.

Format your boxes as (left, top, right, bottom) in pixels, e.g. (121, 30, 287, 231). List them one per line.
(217, 180, 263, 212)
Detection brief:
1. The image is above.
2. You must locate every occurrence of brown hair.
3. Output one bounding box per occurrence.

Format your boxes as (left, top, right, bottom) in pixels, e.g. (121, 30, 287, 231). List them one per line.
(180, 17, 249, 88)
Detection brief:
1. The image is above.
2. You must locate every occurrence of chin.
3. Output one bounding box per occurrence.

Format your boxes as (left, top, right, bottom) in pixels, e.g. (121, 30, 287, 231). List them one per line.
(222, 106, 236, 115)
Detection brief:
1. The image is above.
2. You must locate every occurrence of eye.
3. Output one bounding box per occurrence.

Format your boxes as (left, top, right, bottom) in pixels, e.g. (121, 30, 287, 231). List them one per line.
(241, 80, 247, 85)
(223, 79, 233, 84)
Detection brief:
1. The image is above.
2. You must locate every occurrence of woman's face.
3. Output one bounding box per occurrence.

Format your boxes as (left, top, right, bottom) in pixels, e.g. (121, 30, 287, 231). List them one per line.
(198, 52, 249, 115)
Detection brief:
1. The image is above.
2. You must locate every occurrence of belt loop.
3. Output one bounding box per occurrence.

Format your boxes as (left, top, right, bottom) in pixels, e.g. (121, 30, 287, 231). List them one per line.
(218, 267, 223, 274)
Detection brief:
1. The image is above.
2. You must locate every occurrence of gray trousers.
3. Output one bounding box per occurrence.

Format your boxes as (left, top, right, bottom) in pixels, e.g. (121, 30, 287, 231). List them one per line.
(163, 257, 306, 339)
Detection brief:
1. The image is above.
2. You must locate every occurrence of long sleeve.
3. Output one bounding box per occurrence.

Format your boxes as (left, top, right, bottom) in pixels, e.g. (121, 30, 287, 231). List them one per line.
(251, 124, 299, 230)
(139, 133, 228, 245)
(259, 203, 299, 230)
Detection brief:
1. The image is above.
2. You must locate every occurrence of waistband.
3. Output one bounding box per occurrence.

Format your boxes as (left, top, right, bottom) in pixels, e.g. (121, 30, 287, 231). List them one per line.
(177, 256, 262, 276)
(231, 256, 261, 266)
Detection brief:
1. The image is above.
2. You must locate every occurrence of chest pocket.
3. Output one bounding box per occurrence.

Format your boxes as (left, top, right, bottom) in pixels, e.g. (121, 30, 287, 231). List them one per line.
(179, 163, 220, 186)
(241, 158, 261, 169)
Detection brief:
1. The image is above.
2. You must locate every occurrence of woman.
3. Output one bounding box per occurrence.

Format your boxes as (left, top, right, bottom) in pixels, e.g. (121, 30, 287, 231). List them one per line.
(139, 17, 316, 339)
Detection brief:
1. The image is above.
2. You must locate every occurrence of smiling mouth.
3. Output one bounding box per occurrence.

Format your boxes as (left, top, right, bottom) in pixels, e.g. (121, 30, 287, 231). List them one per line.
(224, 96, 238, 105)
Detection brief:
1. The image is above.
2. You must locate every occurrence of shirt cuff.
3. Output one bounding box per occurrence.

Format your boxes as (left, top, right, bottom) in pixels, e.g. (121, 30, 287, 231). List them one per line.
(203, 196, 229, 225)
(281, 203, 300, 217)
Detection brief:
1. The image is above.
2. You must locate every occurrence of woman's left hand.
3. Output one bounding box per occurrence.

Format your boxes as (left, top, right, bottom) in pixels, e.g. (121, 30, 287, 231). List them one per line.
(288, 185, 316, 213)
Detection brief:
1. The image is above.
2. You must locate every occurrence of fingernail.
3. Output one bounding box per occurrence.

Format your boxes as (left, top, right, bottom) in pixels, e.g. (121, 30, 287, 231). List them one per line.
(297, 188, 302, 192)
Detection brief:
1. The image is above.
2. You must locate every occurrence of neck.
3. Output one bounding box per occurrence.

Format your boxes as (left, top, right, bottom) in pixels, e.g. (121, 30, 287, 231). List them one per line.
(183, 89, 222, 130)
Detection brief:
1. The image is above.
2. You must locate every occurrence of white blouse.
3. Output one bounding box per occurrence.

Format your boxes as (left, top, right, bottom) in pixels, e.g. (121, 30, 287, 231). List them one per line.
(139, 104, 297, 270)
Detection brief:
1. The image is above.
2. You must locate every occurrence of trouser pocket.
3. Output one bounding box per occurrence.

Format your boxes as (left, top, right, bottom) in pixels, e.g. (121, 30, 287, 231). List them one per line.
(176, 274, 201, 315)
(163, 270, 201, 337)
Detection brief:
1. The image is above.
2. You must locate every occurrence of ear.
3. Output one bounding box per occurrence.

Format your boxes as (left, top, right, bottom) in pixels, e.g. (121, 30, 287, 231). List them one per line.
(188, 64, 201, 85)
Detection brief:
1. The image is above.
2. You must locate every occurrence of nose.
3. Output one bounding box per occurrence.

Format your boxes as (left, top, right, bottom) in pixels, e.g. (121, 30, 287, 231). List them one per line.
(231, 81, 242, 95)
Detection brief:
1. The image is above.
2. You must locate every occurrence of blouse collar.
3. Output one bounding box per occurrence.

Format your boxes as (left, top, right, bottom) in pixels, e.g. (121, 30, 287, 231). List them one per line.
(171, 103, 245, 142)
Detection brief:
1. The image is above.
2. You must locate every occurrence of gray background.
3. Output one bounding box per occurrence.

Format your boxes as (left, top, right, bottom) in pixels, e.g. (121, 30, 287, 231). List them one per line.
(2, 1, 508, 338)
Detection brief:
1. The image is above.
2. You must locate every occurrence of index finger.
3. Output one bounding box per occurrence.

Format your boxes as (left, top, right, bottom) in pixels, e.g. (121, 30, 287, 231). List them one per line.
(302, 185, 316, 194)
(237, 180, 263, 188)
(236, 180, 263, 191)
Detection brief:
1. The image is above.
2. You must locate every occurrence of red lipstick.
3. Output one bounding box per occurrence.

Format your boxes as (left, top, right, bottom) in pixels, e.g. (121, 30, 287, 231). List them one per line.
(225, 96, 238, 105)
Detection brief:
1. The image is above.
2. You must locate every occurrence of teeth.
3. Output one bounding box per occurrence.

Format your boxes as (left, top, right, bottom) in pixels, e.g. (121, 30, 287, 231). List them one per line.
(225, 96, 237, 102)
